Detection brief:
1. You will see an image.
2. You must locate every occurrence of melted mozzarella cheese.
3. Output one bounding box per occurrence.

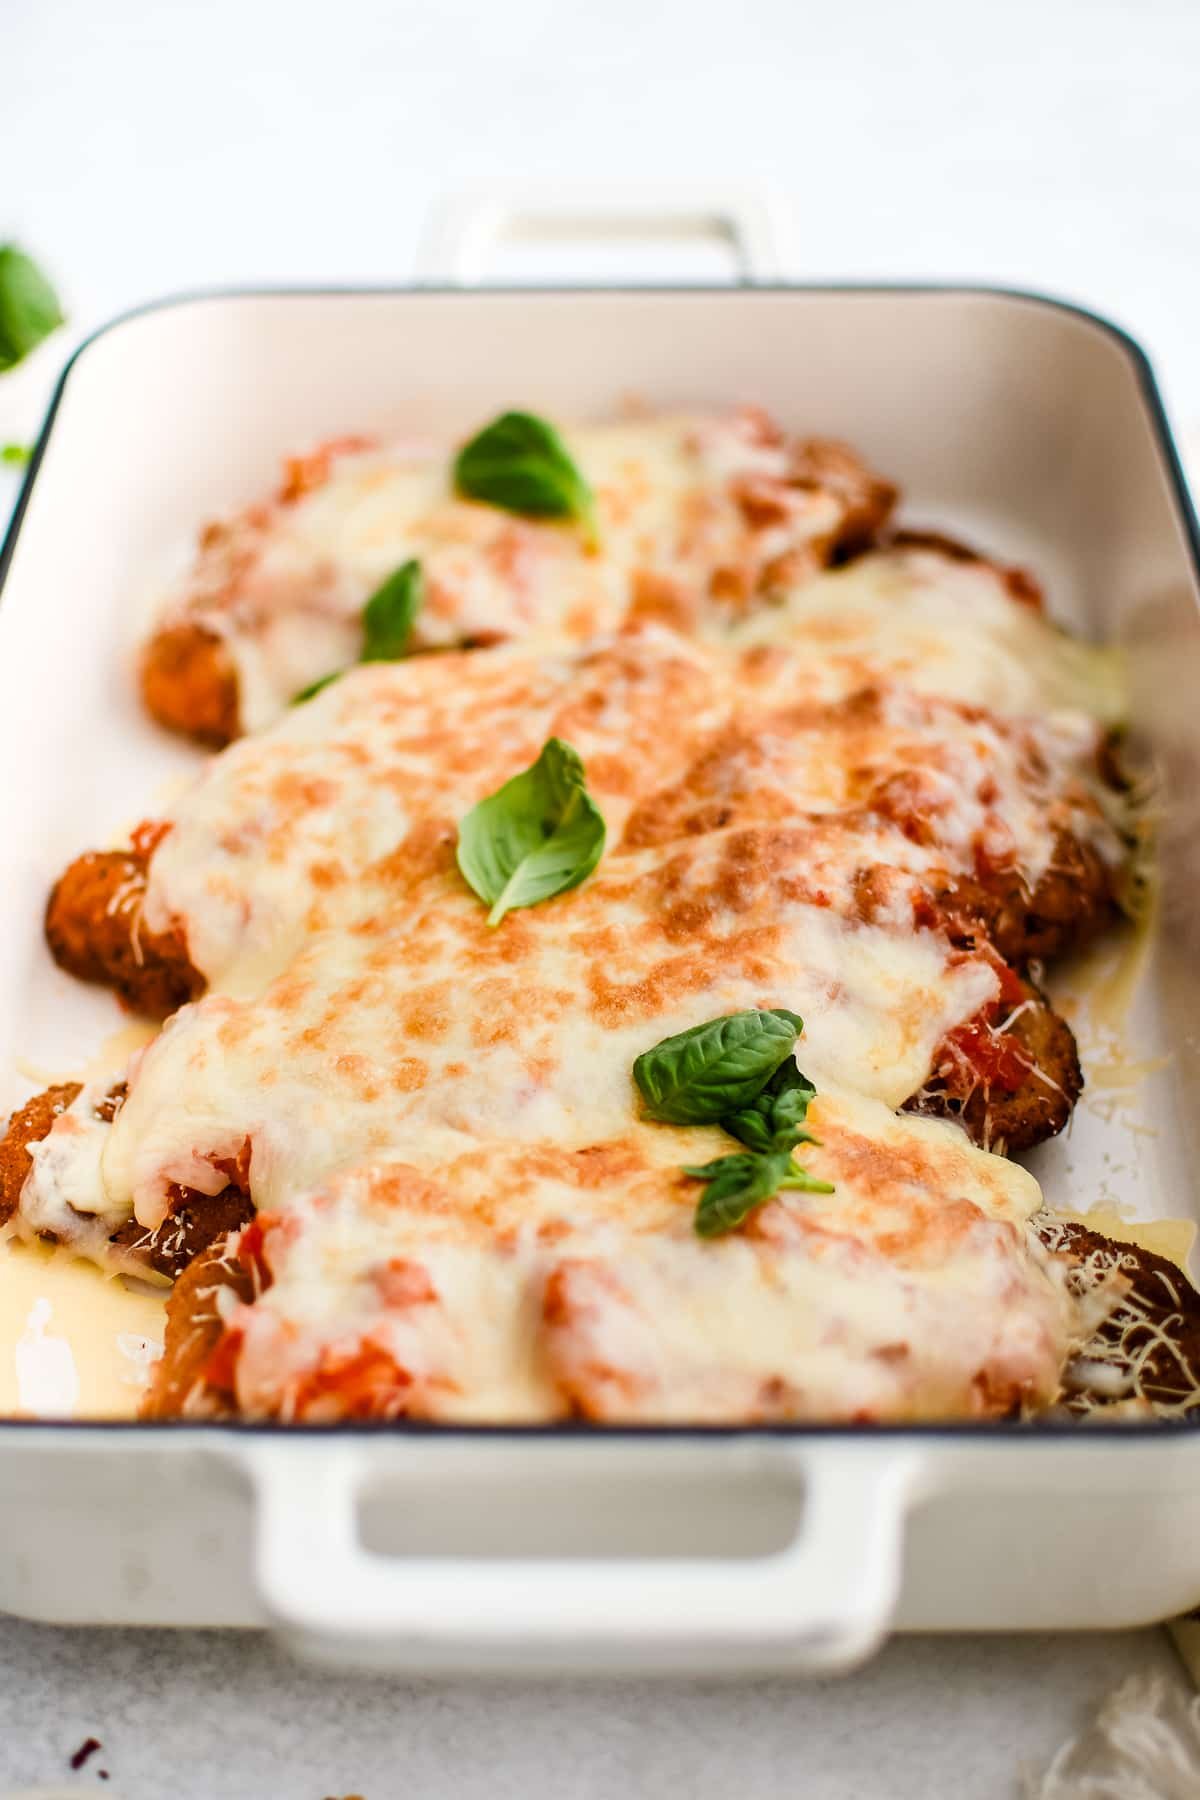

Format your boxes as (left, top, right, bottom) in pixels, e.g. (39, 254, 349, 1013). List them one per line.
(10, 417, 1135, 1425)
(20, 1078, 133, 1255)
(142, 553, 1124, 996)
(108, 830, 1001, 1233)
(143, 627, 731, 990)
(161, 413, 849, 731)
(734, 547, 1127, 724)
(223, 1091, 1067, 1425)
(0, 1243, 164, 1419)
(624, 678, 1123, 891)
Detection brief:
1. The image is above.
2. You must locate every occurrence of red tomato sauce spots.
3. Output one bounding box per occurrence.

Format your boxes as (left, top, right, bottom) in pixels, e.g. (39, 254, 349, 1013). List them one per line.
(870, 771, 939, 845)
(373, 1258, 437, 1308)
(234, 1216, 274, 1285)
(941, 1021, 1030, 1094)
(202, 1326, 244, 1394)
(278, 436, 373, 504)
(974, 945, 1027, 1009)
(294, 1343, 412, 1419)
(911, 890, 946, 933)
(210, 1138, 253, 1194)
(973, 828, 1018, 879)
(130, 817, 171, 859)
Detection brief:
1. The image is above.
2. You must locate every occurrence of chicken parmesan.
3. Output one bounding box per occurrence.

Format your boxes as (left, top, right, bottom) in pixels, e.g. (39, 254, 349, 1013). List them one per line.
(139, 412, 895, 741)
(3, 403, 1183, 1427)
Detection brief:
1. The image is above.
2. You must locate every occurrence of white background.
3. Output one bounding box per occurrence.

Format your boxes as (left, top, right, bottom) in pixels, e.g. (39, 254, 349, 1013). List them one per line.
(4, 0, 1200, 393)
(3, 0, 1200, 1794)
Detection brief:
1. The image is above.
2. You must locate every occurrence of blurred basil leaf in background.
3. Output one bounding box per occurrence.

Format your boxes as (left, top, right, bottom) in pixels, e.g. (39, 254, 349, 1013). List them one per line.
(0, 246, 64, 373)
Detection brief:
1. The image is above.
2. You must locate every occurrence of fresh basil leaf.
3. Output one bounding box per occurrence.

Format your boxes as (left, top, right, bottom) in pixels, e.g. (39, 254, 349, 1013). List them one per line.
(687, 1144, 833, 1239)
(724, 1057, 820, 1151)
(776, 1159, 835, 1196)
(763, 1059, 819, 1139)
(1, 442, 30, 467)
(718, 1103, 776, 1154)
(653, 1036, 831, 1236)
(633, 1009, 803, 1127)
(0, 246, 64, 373)
(362, 558, 423, 662)
(763, 1056, 816, 1104)
(291, 671, 342, 705)
(292, 559, 423, 703)
(687, 1150, 794, 1238)
(454, 411, 597, 543)
(456, 736, 606, 926)
(766, 1061, 817, 1132)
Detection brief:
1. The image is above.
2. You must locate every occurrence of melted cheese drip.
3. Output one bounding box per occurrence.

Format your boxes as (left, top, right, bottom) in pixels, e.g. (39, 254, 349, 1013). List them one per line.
(1053, 882, 1161, 1081)
(0, 1243, 163, 1418)
(735, 548, 1126, 724)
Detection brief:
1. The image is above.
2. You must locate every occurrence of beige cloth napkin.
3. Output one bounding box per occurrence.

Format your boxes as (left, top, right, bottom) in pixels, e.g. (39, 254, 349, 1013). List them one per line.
(1022, 1673, 1200, 1798)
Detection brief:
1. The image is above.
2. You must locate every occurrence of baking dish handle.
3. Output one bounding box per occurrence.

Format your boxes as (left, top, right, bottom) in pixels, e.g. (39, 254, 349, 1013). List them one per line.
(246, 1441, 923, 1673)
(413, 188, 791, 287)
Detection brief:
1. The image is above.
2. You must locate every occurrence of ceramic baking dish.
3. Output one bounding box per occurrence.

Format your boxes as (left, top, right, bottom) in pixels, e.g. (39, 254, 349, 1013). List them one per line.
(2, 198, 1200, 1676)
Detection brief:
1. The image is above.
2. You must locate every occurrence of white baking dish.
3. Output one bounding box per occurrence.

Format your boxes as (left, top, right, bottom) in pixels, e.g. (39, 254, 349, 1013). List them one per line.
(2, 199, 1200, 1676)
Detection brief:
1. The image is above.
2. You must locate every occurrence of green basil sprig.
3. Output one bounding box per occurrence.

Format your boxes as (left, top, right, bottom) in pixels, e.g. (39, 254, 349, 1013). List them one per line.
(633, 1009, 802, 1126)
(293, 672, 342, 703)
(456, 737, 606, 926)
(686, 1057, 832, 1238)
(0, 246, 64, 373)
(294, 558, 423, 703)
(721, 1057, 818, 1151)
(360, 559, 424, 662)
(687, 1145, 832, 1239)
(454, 411, 598, 546)
(633, 1009, 832, 1237)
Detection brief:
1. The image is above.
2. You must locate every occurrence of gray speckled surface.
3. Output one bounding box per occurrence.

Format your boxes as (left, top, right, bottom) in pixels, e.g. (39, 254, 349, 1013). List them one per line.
(0, 1623, 1185, 1799)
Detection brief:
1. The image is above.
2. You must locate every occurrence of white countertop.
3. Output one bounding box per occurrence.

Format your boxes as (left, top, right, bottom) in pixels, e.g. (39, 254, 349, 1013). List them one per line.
(0, 1619, 1185, 1799)
(4, 0, 1200, 1792)
(4, 0, 1200, 409)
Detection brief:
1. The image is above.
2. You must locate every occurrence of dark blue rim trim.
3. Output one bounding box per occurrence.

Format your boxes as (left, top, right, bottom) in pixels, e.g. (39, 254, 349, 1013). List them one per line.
(2, 280, 1198, 1443)
(2, 1411, 1200, 1441)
